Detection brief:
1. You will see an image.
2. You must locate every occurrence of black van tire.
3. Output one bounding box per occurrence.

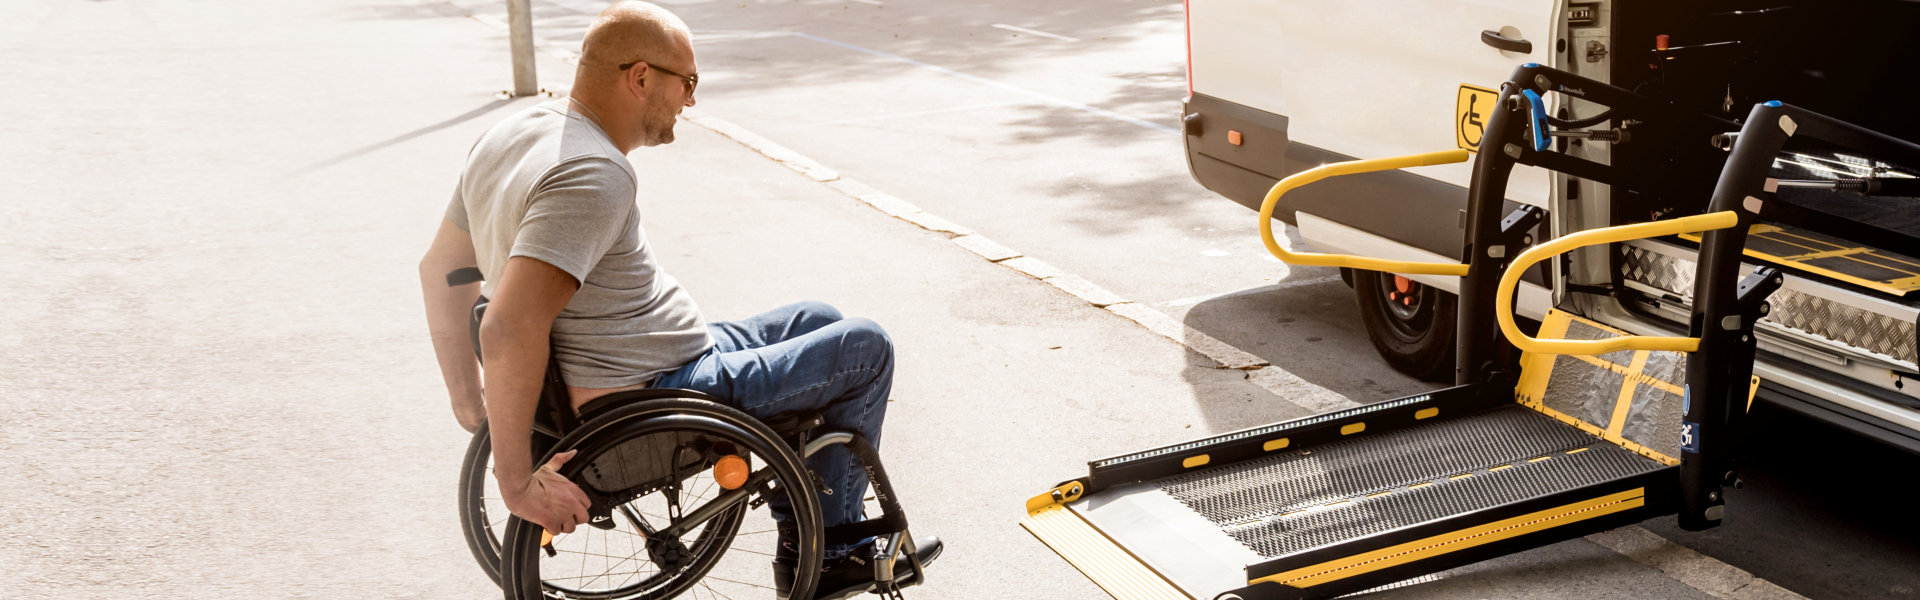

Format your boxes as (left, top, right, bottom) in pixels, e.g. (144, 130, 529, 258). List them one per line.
(1354, 271, 1456, 382)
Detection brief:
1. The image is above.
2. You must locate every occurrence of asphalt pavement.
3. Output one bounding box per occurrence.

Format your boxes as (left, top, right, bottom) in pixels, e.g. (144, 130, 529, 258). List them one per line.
(1, 0, 1915, 599)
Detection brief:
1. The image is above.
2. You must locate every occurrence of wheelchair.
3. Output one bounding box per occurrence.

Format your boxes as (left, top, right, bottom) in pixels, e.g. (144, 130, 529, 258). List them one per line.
(450, 281, 928, 600)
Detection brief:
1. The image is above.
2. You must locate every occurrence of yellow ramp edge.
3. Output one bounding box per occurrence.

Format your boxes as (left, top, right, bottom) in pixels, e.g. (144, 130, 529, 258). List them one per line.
(1251, 488, 1647, 589)
(1021, 504, 1193, 600)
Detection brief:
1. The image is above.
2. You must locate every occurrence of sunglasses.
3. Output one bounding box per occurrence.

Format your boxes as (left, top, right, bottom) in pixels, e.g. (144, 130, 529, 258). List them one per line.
(619, 60, 698, 95)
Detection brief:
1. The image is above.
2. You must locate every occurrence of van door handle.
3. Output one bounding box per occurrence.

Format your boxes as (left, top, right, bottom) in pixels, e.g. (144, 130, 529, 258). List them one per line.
(1481, 30, 1533, 54)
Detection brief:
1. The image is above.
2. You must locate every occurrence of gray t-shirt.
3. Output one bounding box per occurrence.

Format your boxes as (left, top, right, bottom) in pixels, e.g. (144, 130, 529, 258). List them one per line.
(447, 100, 712, 388)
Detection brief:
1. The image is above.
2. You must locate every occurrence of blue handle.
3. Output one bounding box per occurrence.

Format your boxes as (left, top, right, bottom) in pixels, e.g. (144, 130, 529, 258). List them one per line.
(1520, 89, 1550, 152)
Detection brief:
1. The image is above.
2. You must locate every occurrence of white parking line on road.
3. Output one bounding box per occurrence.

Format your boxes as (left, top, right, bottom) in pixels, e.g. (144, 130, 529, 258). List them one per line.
(991, 24, 1080, 43)
(456, 10, 1811, 600)
(848, 0, 884, 5)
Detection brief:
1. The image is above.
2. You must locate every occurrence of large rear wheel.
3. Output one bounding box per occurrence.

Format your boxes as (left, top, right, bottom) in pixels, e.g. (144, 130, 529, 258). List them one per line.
(500, 398, 824, 600)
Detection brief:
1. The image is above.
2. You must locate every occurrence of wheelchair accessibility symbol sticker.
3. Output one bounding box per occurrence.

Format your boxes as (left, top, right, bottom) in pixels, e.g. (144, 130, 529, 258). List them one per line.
(1681, 421, 1701, 454)
(1456, 84, 1498, 151)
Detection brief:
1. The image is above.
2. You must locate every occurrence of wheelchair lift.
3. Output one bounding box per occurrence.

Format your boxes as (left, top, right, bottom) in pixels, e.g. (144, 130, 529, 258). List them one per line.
(1022, 64, 1920, 600)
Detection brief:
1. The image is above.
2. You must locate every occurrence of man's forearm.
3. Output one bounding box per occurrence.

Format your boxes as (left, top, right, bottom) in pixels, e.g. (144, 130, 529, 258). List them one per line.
(481, 317, 551, 492)
(421, 261, 484, 428)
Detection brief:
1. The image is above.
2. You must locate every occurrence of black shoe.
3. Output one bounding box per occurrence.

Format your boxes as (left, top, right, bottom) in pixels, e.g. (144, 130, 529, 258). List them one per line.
(773, 536, 944, 600)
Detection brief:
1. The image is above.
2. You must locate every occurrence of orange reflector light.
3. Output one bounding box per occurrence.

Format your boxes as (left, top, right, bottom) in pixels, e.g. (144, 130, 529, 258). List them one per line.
(1228, 130, 1244, 146)
(714, 455, 749, 490)
(541, 530, 554, 547)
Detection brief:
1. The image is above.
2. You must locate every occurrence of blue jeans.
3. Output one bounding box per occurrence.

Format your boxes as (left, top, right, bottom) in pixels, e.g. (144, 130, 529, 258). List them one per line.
(652, 301, 892, 560)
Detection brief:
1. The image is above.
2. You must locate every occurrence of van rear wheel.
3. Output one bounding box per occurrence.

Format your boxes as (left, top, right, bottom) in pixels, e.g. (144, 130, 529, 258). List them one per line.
(1354, 272, 1456, 382)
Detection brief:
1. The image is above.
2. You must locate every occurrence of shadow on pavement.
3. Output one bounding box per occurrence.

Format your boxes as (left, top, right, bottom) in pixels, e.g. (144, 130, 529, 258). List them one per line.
(303, 98, 521, 172)
(1176, 276, 1439, 432)
(1643, 401, 1920, 599)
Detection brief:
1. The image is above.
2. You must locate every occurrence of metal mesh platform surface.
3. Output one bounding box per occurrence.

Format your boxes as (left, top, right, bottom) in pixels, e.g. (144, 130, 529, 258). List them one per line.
(1156, 406, 1664, 558)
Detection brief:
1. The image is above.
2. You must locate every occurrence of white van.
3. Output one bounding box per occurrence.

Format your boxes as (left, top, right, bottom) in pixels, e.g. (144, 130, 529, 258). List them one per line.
(1179, 0, 1920, 452)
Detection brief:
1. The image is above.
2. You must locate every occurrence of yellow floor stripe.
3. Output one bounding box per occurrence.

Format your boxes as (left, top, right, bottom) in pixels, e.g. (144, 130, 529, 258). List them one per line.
(1251, 489, 1647, 589)
(1607, 352, 1651, 438)
(1680, 229, 1919, 295)
(1021, 505, 1192, 600)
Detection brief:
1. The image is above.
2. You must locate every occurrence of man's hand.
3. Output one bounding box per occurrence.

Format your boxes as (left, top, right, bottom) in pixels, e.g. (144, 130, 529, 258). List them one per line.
(502, 450, 593, 534)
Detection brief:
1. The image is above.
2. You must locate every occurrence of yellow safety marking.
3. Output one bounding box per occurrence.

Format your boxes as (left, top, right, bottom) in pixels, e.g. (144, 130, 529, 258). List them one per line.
(1781, 247, 1877, 261)
(1260, 150, 1474, 276)
(1020, 504, 1193, 600)
(1765, 229, 1920, 269)
(1415, 408, 1440, 420)
(1251, 489, 1647, 589)
(1025, 481, 1088, 514)
(1341, 423, 1367, 435)
(1183, 455, 1211, 469)
(1264, 438, 1291, 452)
(1456, 84, 1499, 151)
(1408, 482, 1434, 490)
(1565, 352, 1685, 396)
(1517, 310, 1683, 466)
(1449, 473, 1474, 480)
(1524, 397, 1680, 466)
(1490, 465, 1514, 472)
(1607, 351, 1652, 438)
(1527, 456, 1553, 463)
(1368, 491, 1394, 498)
(1513, 314, 1569, 407)
(1566, 447, 1590, 455)
(1680, 228, 1920, 295)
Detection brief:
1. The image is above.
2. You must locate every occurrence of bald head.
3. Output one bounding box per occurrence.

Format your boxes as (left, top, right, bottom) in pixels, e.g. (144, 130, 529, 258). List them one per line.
(575, 1, 692, 87)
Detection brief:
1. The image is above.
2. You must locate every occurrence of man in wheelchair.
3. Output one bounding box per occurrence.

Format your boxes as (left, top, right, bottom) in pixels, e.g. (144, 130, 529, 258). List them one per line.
(417, 3, 940, 598)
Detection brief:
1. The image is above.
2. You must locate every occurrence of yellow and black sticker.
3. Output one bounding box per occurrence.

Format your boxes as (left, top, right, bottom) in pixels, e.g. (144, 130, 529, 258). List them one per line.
(1456, 84, 1499, 152)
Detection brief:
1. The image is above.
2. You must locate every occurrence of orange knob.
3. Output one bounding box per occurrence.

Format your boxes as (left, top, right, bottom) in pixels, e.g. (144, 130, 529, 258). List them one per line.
(714, 455, 749, 490)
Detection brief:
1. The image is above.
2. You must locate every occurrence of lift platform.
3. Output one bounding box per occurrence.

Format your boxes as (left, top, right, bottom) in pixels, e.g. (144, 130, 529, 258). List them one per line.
(1024, 64, 1920, 600)
(1023, 311, 1754, 600)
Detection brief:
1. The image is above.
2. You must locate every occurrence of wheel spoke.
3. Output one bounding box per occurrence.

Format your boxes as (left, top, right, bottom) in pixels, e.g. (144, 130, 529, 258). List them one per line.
(696, 573, 776, 591)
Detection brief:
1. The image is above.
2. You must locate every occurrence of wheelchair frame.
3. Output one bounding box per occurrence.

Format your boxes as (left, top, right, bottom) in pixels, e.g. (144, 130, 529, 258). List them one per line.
(451, 289, 929, 600)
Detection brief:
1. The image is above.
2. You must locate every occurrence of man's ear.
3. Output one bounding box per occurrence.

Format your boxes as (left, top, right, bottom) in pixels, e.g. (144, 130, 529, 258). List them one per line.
(628, 63, 649, 100)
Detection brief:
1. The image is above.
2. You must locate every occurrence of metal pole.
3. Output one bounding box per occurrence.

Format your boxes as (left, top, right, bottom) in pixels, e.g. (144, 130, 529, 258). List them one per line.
(506, 0, 539, 96)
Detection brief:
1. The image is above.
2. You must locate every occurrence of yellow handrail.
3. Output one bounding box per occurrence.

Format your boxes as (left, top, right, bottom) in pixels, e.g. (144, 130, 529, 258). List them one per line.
(1260, 149, 1473, 276)
(1497, 211, 1741, 355)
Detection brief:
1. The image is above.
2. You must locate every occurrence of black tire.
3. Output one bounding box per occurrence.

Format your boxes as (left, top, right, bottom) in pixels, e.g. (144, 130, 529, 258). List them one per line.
(500, 397, 824, 600)
(457, 424, 506, 586)
(458, 423, 562, 588)
(1354, 271, 1458, 382)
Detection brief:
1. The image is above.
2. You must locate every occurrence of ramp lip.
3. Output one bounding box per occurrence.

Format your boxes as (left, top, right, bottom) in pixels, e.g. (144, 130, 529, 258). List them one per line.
(1021, 503, 1195, 600)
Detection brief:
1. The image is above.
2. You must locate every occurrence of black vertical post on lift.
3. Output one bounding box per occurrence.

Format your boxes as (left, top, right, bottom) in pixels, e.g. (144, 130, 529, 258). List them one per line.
(1682, 104, 1786, 531)
(1457, 73, 1528, 388)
